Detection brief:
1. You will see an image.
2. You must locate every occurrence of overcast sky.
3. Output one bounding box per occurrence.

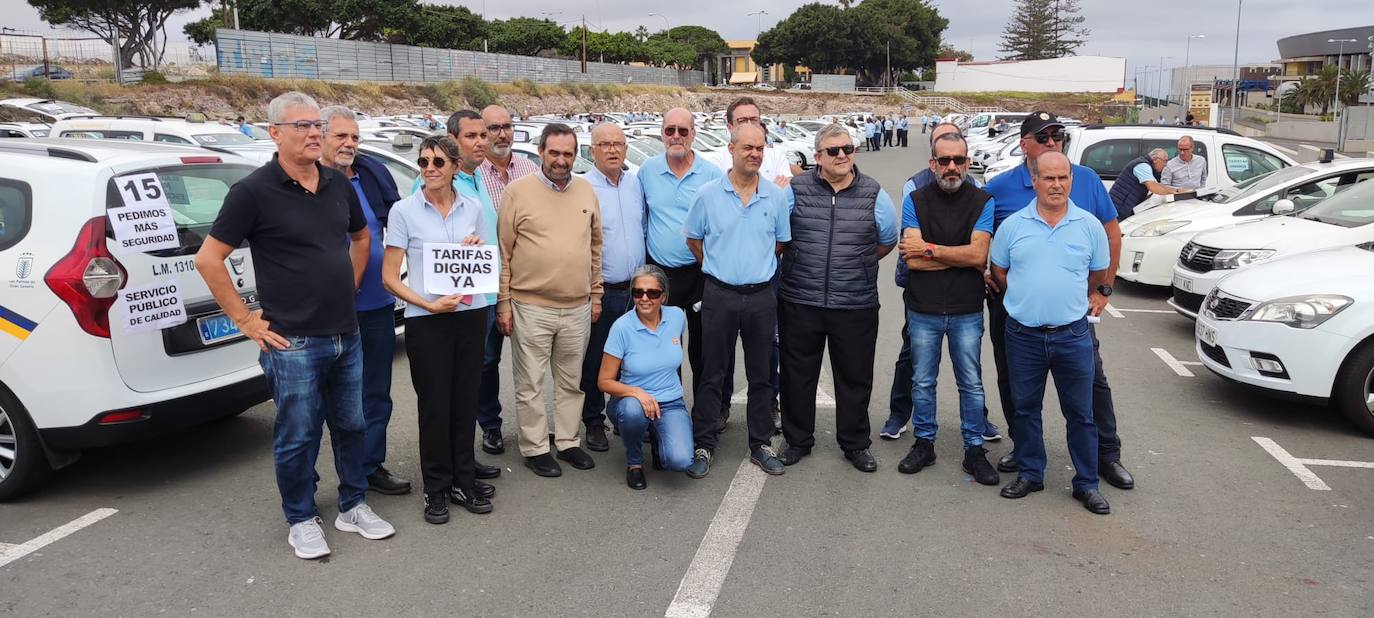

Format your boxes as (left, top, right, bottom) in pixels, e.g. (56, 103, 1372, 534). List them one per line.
(3, 0, 1370, 94)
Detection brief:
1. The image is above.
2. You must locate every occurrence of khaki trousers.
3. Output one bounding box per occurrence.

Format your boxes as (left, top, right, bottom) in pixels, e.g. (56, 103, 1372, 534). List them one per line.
(510, 300, 592, 456)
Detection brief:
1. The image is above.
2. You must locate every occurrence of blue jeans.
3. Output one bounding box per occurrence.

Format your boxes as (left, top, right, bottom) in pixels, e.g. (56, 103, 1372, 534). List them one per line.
(259, 332, 368, 524)
(477, 306, 504, 430)
(357, 306, 395, 475)
(1004, 318, 1099, 492)
(612, 396, 694, 470)
(886, 321, 914, 425)
(907, 311, 986, 448)
(581, 286, 634, 429)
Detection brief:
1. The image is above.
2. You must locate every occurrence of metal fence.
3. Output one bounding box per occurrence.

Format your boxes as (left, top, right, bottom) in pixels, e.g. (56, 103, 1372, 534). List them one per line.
(0, 31, 210, 80)
(214, 29, 705, 87)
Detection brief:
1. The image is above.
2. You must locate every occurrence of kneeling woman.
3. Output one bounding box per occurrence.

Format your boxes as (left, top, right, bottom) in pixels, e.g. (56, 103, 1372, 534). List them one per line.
(382, 135, 494, 524)
(597, 265, 695, 489)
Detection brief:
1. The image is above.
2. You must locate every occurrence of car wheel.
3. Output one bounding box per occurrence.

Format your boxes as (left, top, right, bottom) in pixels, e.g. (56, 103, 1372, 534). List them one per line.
(0, 389, 53, 501)
(1333, 341, 1374, 437)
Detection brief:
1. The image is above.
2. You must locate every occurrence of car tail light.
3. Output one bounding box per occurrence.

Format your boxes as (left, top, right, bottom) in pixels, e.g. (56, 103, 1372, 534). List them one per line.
(98, 409, 145, 424)
(45, 216, 127, 338)
(180, 156, 221, 164)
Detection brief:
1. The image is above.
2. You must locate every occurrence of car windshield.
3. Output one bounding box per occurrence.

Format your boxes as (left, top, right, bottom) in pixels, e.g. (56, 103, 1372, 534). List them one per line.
(192, 132, 254, 145)
(694, 130, 726, 148)
(26, 100, 95, 116)
(1204, 165, 1313, 204)
(1295, 179, 1374, 228)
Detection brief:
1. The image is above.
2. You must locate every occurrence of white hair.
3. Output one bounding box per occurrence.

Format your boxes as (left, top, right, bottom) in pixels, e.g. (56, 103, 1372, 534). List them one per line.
(319, 105, 356, 127)
(267, 91, 320, 124)
(813, 124, 851, 150)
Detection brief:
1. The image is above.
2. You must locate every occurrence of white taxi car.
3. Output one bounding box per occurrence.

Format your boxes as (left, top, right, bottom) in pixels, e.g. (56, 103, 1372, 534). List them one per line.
(1195, 243, 1374, 436)
(51, 115, 256, 147)
(0, 138, 269, 499)
(1170, 175, 1374, 318)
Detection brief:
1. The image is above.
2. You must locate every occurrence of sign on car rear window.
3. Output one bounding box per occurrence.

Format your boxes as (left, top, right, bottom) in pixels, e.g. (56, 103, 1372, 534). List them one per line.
(105, 164, 255, 256)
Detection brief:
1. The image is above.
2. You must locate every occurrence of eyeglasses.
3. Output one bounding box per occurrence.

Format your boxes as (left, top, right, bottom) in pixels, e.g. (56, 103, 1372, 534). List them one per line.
(663, 126, 692, 137)
(822, 144, 856, 157)
(416, 156, 450, 169)
(595, 141, 627, 150)
(733, 116, 761, 125)
(486, 123, 513, 133)
(631, 288, 664, 299)
(273, 120, 326, 132)
(1031, 130, 1067, 145)
(934, 156, 969, 166)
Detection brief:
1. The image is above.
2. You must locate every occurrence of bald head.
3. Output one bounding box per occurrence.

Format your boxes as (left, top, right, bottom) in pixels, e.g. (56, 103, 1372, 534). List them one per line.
(662, 107, 696, 160)
(728, 123, 766, 178)
(590, 122, 626, 178)
(730, 123, 766, 145)
(1030, 151, 1072, 210)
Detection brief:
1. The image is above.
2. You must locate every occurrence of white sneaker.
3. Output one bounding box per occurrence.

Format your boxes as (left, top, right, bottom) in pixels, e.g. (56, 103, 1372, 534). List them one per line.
(288, 517, 331, 560)
(334, 503, 396, 540)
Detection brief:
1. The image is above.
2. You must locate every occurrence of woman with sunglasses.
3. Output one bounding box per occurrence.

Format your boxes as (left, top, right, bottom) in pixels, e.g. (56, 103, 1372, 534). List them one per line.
(382, 135, 494, 524)
(596, 265, 695, 489)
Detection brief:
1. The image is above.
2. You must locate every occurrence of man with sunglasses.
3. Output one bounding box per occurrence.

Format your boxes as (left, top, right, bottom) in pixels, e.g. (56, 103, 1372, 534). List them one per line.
(776, 125, 897, 473)
(983, 111, 1134, 493)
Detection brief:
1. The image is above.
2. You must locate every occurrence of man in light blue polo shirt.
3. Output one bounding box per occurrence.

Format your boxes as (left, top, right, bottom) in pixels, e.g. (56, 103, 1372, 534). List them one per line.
(638, 108, 723, 397)
(682, 124, 792, 479)
(580, 122, 647, 447)
(989, 152, 1112, 516)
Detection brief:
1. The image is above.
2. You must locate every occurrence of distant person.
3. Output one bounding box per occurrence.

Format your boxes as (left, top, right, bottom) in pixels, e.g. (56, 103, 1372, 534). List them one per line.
(1109, 148, 1176, 219)
(236, 116, 253, 137)
(883, 116, 895, 147)
(897, 113, 909, 147)
(1161, 136, 1207, 190)
(920, 113, 930, 134)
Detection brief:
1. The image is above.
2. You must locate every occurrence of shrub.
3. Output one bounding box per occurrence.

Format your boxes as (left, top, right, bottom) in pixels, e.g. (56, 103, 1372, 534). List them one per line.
(140, 71, 170, 85)
(460, 76, 498, 109)
(512, 77, 542, 97)
(22, 78, 57, 100)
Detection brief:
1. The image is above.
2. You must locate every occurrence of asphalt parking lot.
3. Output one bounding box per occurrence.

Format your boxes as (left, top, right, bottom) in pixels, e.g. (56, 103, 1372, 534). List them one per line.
(2, 140, 1371, 616)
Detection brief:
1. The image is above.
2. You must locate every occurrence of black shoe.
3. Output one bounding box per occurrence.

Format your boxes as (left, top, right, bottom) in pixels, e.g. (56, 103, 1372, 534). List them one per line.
(997, 450, 1020, 473)
(481, 427, 504, 455)
(999, 477, 1045, 499)
(524, 453, 563, 477)
(626, 467, 647, 490)
(897, 438, 936, 474)
(844, 448, 878, 473)
(458, 480, 495, 500)
(750, 445, 786, 476)
(716, 408, 730, 435)
(778, 445, 811, 466)
(962, 446, 1001, 486)
(1099, 461, 1135, 490)
(367, 466, 412, 495)
(772, 401, 783, 435)
(585, 423, 610, 452)
(556, 446, 596, 470)
(423, 491, 450, 524)
(475, 460, 501, 479)
(1073, 488, 1111, 514)
(450, 486, 494, 514)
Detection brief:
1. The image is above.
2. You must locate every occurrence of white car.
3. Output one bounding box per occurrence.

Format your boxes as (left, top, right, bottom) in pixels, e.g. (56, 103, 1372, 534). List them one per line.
(0, 98, 96, 124)
(793, 120, 863, 150)
(0, 122, 50, 138)
(1170, 176, 1374, 318)
(0, 138, 270, 499)
(1194, 243, 1374, 436)
(970, 132, 1021, 170)
(1121, 160, 1374, 286)
(52, 115, 256, 147)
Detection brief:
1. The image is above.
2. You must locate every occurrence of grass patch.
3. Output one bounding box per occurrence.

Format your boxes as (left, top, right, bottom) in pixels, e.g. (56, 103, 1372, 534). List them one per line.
(937, 91, 1114, 105)
(512, 78, 542, 97)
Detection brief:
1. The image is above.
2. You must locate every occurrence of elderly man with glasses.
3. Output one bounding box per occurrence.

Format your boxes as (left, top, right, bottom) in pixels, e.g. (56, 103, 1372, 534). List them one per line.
(1161, 136, 1208, 191)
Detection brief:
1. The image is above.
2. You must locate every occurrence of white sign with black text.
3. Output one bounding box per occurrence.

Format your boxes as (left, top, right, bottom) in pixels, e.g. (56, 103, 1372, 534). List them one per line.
(109, 172, 179, 254)
(423, 243, 499, 296)
(118, 280, 188, 333)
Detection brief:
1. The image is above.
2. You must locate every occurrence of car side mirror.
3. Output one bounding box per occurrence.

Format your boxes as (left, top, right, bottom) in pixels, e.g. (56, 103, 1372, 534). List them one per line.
(1271, 198, 1295, 215)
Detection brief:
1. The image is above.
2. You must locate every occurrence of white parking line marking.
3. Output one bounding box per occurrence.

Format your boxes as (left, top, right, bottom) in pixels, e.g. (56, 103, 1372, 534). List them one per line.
(665, 461, 768, 618)
(0, 543, 15, 552)
(1151, 347, 1195, 377)
(1104, 303, 1124, 318)
(0, 508, 118, 569)
(1113, 308, 1175, 314)
(1252, 437, 1330, 490)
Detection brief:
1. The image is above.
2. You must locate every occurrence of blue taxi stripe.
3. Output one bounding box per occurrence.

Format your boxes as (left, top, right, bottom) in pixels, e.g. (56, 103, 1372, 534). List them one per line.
(0, 304, 37, 332)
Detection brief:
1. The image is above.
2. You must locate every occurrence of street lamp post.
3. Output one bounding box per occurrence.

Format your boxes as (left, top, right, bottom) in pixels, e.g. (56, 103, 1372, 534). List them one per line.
(1157, 56, 1171, 109)
(1330, 38, 1357, 151)
(1228, 0, 1242, 128)
(1182, 34, 1205, 106)
(746, 9, 769, 82)
(648, 13, 671, 42)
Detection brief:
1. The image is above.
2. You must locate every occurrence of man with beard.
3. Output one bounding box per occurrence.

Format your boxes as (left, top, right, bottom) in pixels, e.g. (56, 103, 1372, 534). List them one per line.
(893, 132, 1000, 487)
(496, 124, 604, 478)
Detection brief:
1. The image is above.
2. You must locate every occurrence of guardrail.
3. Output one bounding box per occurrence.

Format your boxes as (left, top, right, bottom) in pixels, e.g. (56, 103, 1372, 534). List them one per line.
(849, 86, 1005, 114)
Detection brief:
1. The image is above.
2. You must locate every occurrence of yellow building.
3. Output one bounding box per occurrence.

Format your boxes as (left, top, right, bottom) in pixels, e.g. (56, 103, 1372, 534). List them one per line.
(717, 40, 808, 85)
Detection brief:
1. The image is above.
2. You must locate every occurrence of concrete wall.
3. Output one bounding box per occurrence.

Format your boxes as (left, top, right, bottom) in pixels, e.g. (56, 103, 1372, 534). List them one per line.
(1264, 120, 1339, 142)
(934, 56, 1126, 93)
(810, 74, 856, 92)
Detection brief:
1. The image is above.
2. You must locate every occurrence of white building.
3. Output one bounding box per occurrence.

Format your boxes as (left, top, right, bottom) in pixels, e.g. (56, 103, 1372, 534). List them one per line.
(934, 56, 1126, 93)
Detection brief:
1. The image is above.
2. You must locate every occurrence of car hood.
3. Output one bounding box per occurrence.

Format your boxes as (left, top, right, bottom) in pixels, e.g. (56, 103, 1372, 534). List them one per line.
(1124, 198, 1227, 227)
(1191, 216, 1368, 251)
(1217, 244, 1374, 300)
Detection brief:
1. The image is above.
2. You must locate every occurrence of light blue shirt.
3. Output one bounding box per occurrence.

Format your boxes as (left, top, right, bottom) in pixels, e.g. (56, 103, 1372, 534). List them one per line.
(638, 153, 723, 267)
(413, 169, 500, 304)
(1131, 162, 1155, 184)
(989, 200, 1110, 327)
(984, 162, 1116, 230)
(684, 175, 793, 286)
(586, 166, 647, 284)
(385, 188, 491, 318)
(604, 305, 687, 402)
(902, 194, 995, 235)
(898, 117, 909, 130)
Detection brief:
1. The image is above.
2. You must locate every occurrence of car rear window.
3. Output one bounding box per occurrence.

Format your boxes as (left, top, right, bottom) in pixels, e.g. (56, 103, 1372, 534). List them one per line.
(105, 164, 256, 256)
(192, 132, 254, 146)
(62, 129, 144, 141)
(0, 178, 33, 252)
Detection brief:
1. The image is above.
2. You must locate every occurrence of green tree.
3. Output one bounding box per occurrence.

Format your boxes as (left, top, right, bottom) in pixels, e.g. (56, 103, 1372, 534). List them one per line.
(1339, 68, 1371, 108)
(237, 0, 333, 37)
(938, 43, 973, 62)
(29, 0, 201, 68)
(183, 14, 226, 46)
(641, 37, 697, 68)
(634, 25, 649, 43)
(561, 28, 641, 63)
(851, 0, 947, 81)
(998, 0, 1090, 60)
(392, 4, 485, 48)
(487, 17, 565, 56)
(752, 0, 946, 84)
(649, 25, 729, 70)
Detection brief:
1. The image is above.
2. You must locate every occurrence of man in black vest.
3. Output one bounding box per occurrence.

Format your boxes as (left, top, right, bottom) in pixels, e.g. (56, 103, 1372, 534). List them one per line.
(1109, 148, 1175, 219)
(776, 125, 899, 472)
(893, 132, 1001, 485)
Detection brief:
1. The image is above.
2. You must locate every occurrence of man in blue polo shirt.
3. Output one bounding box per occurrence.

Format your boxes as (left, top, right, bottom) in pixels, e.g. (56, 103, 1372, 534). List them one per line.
(682, 124, 792, 479)
(983, 110, 1134, 493)
(989, 151, 1112, 515)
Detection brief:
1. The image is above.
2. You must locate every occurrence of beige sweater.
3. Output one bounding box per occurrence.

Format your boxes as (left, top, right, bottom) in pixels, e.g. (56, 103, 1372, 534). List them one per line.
(497, 173, 603, 313)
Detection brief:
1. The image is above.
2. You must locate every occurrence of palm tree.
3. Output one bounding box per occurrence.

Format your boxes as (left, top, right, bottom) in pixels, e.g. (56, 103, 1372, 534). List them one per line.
(1339, 69, 1371, 108)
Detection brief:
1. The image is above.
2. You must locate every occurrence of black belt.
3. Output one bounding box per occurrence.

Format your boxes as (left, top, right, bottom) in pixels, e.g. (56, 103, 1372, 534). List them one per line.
(707, 275, 771, 294)
(1011, 317, 1084, 333)
(604, 280, 631, 290)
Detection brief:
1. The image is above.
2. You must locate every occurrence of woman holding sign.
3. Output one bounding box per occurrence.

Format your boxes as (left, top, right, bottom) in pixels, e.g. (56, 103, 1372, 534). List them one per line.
(381, 136, 495, 524)
(596, 265, 695, 490)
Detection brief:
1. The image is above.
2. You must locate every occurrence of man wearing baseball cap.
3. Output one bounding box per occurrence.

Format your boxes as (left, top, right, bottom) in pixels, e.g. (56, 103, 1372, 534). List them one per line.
(982, 110, 1134, 493)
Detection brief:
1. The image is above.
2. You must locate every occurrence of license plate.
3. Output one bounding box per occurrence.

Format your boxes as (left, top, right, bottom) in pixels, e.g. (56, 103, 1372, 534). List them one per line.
(1196, 321, 1218, 347)
(1173, 273, 1193, 292)
(197, 313, 243, 345)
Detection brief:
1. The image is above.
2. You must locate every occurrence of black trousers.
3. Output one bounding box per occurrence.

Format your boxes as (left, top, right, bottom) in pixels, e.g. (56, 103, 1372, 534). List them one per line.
(987, 291, 1122, 461)
(898, 129, 909, 147)
(694, 279, 776, 452)
(883, 130, 894, 147)
(777, 301, 877, 452)
(649, 258, 705, 390)
(404, 310, 486, 495)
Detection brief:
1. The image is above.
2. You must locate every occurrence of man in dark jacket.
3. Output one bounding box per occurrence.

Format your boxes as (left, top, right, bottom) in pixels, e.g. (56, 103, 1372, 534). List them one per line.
(1109, 148, 1175, 219)
(775, 124, 899, 472)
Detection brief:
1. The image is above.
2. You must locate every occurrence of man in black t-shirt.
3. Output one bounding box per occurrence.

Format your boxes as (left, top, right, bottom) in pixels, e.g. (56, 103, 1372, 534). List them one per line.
(196, 91, 396, 560)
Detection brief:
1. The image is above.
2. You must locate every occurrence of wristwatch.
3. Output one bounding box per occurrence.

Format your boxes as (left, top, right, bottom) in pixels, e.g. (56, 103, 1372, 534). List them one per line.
(1096, 284, 1114, 297)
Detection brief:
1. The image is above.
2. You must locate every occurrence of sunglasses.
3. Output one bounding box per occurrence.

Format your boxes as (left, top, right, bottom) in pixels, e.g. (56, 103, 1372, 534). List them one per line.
(1031, 130, 1067, 145)
(822, 144, 856, 157)
(632, 288, 664, 299)
(663, 126, 691, 137)
(934, 156, 969, 166)
(417, 156, 450, 169)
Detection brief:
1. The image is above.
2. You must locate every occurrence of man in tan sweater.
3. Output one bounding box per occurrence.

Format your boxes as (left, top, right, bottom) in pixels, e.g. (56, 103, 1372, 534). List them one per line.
(496, 123, 604, 477)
